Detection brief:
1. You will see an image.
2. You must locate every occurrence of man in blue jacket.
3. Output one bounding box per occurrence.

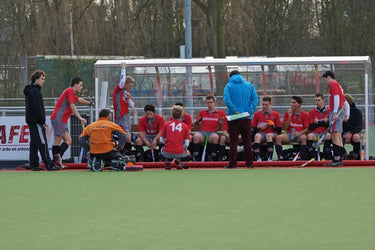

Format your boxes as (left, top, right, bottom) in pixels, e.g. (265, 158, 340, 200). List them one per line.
(223, 70, 258, 168)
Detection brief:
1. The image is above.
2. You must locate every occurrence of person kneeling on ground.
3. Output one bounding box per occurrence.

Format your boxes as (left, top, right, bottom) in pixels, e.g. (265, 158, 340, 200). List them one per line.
(78, 108, 128, 171)
(159, 105, 190, 170)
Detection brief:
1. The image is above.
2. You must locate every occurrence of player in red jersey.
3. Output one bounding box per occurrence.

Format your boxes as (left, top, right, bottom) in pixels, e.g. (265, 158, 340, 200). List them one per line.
(323, 71, 350, 166)
(252, 96, 281, 161)
(50, 77, 94, 167)
(307, 93, 331, 160)
(190, 95, 226, 161)
(275, 96, 309, 160)
(112, 62, 135, 147)
(160, 105, 190, 170)
(135, 104, 165, 161)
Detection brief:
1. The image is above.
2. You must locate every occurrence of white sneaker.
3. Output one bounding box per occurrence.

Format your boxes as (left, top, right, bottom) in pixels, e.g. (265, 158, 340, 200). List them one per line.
(54, 154, 67, 168)
(256, 157, 262, 162)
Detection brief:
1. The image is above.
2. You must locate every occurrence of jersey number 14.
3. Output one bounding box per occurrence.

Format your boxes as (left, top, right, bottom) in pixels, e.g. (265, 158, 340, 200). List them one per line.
(169, 122, 183, 132)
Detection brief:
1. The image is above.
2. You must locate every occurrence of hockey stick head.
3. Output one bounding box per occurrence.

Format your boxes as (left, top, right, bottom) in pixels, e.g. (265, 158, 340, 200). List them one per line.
(296, 158, 315, 168)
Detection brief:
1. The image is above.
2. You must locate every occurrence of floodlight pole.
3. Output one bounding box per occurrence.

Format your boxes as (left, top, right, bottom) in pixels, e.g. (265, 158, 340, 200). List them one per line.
(184, 0, 193, 115)
(69, 3, 74, 56)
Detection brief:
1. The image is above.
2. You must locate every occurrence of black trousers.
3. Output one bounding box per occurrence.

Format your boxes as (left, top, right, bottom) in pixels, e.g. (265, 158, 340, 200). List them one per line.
(90, 150, 123, 163)
(28, 124, 53, 168)
(228, 119, 253, 167)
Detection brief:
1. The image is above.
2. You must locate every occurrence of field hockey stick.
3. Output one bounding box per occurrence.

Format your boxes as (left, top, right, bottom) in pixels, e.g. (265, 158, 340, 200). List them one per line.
(78, 124, 85, 163)
(316, 134, 321, 161)
(360, 131, 366, 160)
(313, 109, 344, 149)
(201, 133, 209, 162)
(151, 148, 155, 162)
(292, 152, 300, 161)
(296, 158, 315, 168)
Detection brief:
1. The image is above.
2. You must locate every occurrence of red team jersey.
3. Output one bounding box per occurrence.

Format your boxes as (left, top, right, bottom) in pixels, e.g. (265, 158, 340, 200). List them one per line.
(169, 113, 192, 130)
(329, 80, 345, 110)
(51, 88, 79, 123)
(112, 85, 133, 120)
(197, 109, 226, 132)
(161, 120, 190, 154)
(283, 110, 309, 133)
(251, 110, 281, 133)
(308, 107, 330, 133)
(138, 114, 165, 135)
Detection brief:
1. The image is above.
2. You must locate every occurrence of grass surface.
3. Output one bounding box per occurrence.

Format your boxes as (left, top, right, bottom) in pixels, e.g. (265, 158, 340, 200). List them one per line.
(1, 168, 375, 250)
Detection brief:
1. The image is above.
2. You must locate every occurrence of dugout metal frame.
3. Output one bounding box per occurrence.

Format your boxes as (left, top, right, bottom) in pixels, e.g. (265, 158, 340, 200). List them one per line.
(94, 56, 373, 159)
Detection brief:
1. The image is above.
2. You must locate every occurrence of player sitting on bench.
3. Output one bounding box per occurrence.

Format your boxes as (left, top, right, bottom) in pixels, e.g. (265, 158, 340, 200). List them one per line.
(307, 93, 331, 160)
(252, 96, 282, 161)
(275, 96, 309, 160)
(342, 94, 363, 160)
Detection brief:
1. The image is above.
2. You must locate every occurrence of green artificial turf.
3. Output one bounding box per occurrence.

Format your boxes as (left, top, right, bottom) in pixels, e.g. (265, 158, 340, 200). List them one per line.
(1, 168, 375, 250)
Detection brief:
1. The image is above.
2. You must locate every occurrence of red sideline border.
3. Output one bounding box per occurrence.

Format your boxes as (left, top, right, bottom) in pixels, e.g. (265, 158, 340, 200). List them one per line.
(7, 160, 375, 171)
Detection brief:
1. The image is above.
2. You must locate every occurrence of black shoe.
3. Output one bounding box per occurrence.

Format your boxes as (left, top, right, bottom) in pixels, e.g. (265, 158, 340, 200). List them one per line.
(224, 165, 236, 169)
(31, 166, 45, 171)
(23, 163, 31, 170)
(246, 165, 254, 169)
(46, 162, 61, 171)
(325, 161, 343, 167)
(165, 160, 171, 170)
(46, 164, 61, 171)
(175, 161, 189, 170)
(178, 162, 189, 169)
(46, 160, 61, 171)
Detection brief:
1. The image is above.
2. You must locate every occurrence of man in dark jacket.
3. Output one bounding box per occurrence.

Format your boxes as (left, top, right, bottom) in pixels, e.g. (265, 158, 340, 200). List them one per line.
(24, 70, 60, 171)
(343, 94, 363, 160)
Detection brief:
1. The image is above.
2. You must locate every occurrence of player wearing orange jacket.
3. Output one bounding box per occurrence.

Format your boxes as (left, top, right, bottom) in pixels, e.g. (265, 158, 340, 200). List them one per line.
(78, 109, 127, 169)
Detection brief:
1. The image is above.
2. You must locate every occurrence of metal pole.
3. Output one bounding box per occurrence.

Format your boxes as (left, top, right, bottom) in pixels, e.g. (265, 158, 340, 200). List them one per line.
(184, 0, 193, 115)
(70, 3, 74, 56)
(314, 64, 320, 93)
(24, 53, 28, 86)
(185, 0, 192, 59)
(364, 62, 369, 160)
(261, 65, 267, 96)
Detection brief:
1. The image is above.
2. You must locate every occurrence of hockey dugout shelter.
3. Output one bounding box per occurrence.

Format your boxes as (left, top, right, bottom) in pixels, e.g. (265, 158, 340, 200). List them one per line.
(94, 56, 374, 160)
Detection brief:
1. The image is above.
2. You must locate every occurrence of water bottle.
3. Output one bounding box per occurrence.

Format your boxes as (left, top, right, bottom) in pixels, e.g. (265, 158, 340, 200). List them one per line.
(290, 128, 296, 140)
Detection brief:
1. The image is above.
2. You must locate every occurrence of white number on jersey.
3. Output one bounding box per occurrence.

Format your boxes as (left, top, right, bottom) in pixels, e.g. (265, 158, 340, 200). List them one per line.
(170, 122, 183, 132)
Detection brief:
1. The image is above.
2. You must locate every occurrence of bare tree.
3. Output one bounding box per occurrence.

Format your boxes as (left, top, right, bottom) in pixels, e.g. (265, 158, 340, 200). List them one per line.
(2, 0, 375, 98)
